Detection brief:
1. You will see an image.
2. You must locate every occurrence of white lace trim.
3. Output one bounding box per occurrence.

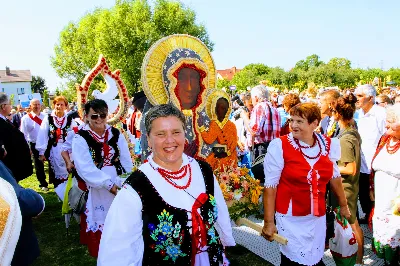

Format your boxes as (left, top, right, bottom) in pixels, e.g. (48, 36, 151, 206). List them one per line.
(287, 133, 330, 156)
(264, 183, 278, 188)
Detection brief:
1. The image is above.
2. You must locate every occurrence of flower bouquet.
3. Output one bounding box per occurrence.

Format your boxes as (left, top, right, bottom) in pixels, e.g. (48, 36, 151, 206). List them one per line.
(214, 164, 263, 221)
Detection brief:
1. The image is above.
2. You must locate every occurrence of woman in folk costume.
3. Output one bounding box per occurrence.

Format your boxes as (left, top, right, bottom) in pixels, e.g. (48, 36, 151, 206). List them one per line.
(36, 96, 77, 187)
(262, 103, 350, 266)
(98, 104, 235, 266)
(71, 99, 133, 257)
(140, 34, 217, 162)
(370, 103, 400, 264)
(200, 90, 238, 171)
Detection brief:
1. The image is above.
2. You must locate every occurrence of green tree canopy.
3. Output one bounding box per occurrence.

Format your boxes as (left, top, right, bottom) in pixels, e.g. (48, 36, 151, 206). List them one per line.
(31, 76, 48, 95)
(51, 0, 213, 97)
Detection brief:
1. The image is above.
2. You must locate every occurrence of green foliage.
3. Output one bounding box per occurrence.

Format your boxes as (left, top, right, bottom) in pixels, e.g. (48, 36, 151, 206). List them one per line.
(51, 0, 213, 97)
(9, 94, 15, 106)
(229, 54, 400, 93)
(31, 76, 48, 95)
(42, 90, 50, 107)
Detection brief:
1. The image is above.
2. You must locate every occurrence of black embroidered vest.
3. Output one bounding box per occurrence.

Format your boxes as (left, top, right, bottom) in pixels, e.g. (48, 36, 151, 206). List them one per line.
(45, 114, 73, 158)
(77, 127, 125, 175)
(125, 160, 224, 265)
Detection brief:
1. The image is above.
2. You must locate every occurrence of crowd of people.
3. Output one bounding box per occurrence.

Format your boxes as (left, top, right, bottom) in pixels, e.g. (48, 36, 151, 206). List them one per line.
(1, 33, 400, 266)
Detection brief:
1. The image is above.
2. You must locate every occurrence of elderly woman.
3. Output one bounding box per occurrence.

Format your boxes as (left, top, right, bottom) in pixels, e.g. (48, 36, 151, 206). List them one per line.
(280, 93, 301, 136)
(98, 104, 235, 266)
(71, 99, 133, 257)
(331, 93, 364, 264)
(370, 103, 400, 264)
(262, 102, 350, 266)
(36, 96, 77, 187)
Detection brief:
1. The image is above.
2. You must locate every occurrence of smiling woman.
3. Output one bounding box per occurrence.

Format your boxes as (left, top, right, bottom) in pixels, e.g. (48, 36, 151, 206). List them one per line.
(98, 104, 235, 266)
(262, 102, 351, 265)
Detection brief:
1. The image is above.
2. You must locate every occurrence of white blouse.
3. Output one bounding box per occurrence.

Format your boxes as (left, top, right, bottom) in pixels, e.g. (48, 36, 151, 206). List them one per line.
(98, 154, 235, 266)
(263, 133, 341, 265)
(72, 124, 133, 232)
(36, 112, 77, 156)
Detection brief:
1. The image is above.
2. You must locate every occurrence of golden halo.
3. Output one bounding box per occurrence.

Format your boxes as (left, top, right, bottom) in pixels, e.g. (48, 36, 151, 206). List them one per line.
(141, 34, 216, 107)
(205, 89, 232, 128)
(76, 55, 129, 125)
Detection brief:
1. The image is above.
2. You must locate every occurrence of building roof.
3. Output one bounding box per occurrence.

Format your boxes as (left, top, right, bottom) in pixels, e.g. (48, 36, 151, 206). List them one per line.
(217, 66, 241, 81)
(0, 70, 32, 83)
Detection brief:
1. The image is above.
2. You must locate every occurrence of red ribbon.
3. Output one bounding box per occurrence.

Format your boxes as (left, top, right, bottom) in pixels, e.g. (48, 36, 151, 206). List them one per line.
(191, 192, 209, 266)
(56, 128, 62, 140)
(311, 169, 319, 216)
(28, 113, 42, 125)
(103, 130, 110, 159)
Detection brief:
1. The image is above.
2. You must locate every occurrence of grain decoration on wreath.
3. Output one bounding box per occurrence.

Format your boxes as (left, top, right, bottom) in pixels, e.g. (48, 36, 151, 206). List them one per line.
(76, 54, 129, 126)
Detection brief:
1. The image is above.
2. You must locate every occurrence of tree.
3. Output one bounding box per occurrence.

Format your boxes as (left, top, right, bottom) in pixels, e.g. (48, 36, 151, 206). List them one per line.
(31, 76, 48, 95)
(9, 94, 15, 106)
(42, 90, 50, 107)
(327, 57, 351, 70)
(294, 54, 324, 71)
(51, 0, 213, 96)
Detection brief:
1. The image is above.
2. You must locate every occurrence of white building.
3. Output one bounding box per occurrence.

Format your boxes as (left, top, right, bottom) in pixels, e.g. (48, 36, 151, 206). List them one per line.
(0, 67, 32, 104)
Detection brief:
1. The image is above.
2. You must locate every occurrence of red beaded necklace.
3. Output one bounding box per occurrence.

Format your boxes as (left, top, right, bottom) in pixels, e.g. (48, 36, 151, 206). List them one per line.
(150, 162, 192, 190)
(386, 137, 400, 154)
(294, 134, 322, 160)
(54, 116, 65, 127)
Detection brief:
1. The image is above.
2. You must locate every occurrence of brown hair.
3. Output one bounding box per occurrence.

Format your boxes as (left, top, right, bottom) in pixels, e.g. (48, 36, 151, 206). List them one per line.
(289, 102, 321, 124)
(376, 94, 393, 105)
(52, 96, 68, 107)
(335, 93, 357, 121)
(282, 93, 301, 110)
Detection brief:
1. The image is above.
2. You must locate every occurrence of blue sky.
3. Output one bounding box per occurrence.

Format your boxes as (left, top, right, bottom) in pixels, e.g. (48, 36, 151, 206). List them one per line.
(1, 0, 399, 90)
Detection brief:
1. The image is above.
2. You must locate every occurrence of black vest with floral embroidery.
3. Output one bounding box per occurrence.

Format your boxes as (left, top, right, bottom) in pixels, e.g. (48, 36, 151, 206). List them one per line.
(44, 114, 73, 159)
(77, 127, 125, 175)
(125, 160, 224, 265)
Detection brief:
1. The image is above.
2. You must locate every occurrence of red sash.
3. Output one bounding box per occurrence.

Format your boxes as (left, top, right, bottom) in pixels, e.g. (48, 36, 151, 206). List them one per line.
(28, 113, 42, 125)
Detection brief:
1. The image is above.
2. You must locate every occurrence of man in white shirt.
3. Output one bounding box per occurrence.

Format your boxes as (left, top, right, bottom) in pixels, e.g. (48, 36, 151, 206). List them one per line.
(355, 84, 386, 222)
(20, 99, 48, 190)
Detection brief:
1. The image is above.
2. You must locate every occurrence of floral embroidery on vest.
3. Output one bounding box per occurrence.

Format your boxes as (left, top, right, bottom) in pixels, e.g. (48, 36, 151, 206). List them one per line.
(206, 194, 219, 245)
(148, 209, 188, 262)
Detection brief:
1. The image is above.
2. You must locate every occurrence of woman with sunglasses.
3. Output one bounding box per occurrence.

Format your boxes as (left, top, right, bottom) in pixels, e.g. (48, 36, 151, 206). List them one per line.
(262, 103, 350, 266)
(71, 99, 133, 257)
(36, 96, 77, 188)
(331, 93, 364, 265)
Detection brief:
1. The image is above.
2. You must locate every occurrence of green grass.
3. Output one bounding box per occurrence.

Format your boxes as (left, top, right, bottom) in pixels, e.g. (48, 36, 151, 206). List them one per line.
(19, 163, 271, 266)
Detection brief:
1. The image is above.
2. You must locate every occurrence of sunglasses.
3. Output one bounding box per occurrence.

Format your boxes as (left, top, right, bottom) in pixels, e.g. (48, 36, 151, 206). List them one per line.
(90, 113, 107, 120)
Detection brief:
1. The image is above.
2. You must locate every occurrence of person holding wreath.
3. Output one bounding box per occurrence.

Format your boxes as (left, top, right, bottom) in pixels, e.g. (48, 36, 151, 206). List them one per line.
(262, 102, 350, 266)
(98, 104, 235, 265)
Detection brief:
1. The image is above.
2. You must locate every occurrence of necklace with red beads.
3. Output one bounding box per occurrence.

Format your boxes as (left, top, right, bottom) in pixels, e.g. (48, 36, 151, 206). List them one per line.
(386, 137, 400, 154)
(149, 162, 192, 190)
(54, 116, 65, 127)
(294, 134, 322, 160)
